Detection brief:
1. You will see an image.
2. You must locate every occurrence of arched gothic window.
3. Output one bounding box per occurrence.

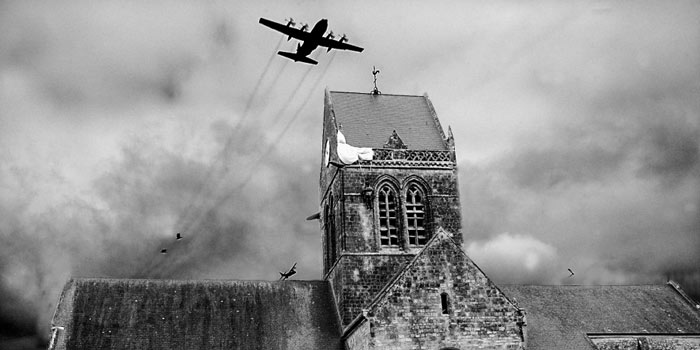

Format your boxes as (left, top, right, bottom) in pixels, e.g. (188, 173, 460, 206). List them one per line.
(377, 184, 400, 246)
(405, 184, 427, 246)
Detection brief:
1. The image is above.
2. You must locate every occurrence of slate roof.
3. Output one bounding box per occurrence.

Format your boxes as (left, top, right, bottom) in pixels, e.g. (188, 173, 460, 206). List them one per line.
(53, 278, 341, 350)
(501, 284, 700, 349)
(328, 91, 448, 150)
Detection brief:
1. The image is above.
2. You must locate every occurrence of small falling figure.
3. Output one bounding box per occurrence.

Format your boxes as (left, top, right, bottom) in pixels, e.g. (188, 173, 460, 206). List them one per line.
(176, 233, 183, 240)
(568, 268, 575, 277)
(279, 262, 297, 280)
(161, 248, 167, 254)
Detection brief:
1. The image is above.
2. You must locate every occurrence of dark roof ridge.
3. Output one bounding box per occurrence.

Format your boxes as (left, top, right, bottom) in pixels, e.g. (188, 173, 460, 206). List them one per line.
(501, 283, 676, 287)
(587, 332, 700, 336)
(69, 276, 327, 285)
(329, 90, 427, 98)
(668, 280, 700, 310)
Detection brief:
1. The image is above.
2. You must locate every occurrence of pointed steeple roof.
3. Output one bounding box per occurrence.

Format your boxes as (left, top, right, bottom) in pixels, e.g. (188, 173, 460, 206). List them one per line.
(328, 91, 449, 150)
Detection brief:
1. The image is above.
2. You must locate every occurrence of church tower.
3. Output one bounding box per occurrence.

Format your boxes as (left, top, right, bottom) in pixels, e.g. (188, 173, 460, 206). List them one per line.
(319, 90, 463, 326)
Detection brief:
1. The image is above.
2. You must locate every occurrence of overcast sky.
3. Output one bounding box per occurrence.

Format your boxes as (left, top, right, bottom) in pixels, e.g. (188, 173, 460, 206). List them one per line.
(1, 0, 699, 346)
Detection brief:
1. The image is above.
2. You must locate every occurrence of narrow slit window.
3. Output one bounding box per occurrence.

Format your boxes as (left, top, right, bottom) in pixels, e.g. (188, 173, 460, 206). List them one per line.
(378, 184, 400, 246)
(406, 185, 427, 246)
(441, 292, 450, 314)
(329, 195, 336, 263)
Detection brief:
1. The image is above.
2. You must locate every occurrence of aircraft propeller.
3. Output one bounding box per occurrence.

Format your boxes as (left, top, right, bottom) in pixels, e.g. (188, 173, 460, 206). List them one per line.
(300, 23, 309, 32)
(325, 31, 336, 51)
(339, 34, 348, 43)
(285, 18, 296, 27)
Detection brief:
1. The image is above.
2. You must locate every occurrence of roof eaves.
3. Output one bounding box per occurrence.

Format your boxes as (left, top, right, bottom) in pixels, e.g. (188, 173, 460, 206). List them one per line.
(341, 309, 368, 340)
(667, 280, 700, 310)
(587, 332, 700, 337)
(423, 93, 448, 148)
(326, 276, 345, 336)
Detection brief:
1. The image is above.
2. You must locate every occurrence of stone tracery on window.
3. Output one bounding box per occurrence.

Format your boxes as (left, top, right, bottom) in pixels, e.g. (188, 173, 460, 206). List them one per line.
(406, 184, 427, 246)
(375, 178, 430, 249)
(378, 184, 400, 247)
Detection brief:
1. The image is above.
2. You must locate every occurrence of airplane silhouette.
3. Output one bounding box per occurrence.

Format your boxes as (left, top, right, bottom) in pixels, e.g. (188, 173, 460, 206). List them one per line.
(568, 268, 575, 277)
(259, 18, 364, 65)
(279, 262, 297, 280)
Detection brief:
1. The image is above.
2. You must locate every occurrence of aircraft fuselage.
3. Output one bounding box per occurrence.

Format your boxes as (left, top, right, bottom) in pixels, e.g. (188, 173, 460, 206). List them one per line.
(296, 19, 328, 56)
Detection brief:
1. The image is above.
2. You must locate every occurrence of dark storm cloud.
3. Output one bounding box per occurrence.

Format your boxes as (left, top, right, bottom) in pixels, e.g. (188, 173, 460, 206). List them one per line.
(1, 0, 699, 346)
(458, 0, 700, 292)
(0, 117, 320, 341)
(463, 89, 700, 290)
(640, 122, 699, 181)
(0, 2, 322, 341)
(0, 0, 235, 109)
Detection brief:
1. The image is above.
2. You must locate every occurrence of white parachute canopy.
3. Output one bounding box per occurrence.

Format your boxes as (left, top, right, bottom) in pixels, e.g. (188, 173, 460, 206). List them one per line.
(337, 130, 374, 164)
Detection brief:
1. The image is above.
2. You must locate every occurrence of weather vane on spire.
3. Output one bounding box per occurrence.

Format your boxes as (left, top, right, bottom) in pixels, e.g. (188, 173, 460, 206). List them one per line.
(371, 66, 381, 95)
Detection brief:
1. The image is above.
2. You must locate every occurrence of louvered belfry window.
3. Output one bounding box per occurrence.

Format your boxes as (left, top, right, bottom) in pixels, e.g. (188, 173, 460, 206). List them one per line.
(406, 184, 427, 246)
(378, 184, 400, 246)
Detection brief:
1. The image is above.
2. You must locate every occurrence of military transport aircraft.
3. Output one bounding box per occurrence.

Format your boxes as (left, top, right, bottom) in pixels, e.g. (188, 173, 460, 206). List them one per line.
(279, 262, 297, 280)
(259, 18, 364, 65)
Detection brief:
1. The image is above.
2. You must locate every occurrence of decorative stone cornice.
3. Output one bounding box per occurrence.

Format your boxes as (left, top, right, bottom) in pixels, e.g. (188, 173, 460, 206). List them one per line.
(353, 148, 455, 168)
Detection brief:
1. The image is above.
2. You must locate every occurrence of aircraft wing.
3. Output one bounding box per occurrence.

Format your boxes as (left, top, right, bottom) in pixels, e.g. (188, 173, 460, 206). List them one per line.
(259, 18, 311, 41)
(316, 36, 364, 52)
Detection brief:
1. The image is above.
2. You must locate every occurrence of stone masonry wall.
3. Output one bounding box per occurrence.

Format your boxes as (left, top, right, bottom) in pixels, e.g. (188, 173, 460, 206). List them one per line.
(327, 254, 414, 327)
(325, 163, 464, 329)
(341, 166, 462, 253)
(345, 320, 372, 350)
(590, 336, 700, 350)
(364, 235, 524, 350)
(322, 178, 343, 276)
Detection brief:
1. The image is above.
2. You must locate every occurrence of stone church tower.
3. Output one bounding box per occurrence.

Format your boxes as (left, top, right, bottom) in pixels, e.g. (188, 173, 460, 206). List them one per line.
(320, 90, 525, 349)
(319, 91, 464, 322)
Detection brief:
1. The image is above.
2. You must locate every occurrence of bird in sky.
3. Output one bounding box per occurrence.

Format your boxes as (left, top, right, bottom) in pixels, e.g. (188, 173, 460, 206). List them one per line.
(176, 233, 182, 240)
(568, 268, 575, 277)
(161, 248, 167, 254)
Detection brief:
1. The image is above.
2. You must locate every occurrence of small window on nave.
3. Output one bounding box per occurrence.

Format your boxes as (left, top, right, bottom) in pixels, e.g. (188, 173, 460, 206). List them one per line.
(441, 292, 451, 314)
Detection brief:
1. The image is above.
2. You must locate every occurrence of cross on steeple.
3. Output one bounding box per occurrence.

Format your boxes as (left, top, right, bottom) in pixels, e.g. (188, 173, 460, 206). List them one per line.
(371, 66, 381, 95)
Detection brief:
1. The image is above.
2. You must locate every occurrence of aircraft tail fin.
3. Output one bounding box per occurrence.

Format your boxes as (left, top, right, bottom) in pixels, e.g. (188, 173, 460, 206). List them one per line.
(277, 51, 318, 65)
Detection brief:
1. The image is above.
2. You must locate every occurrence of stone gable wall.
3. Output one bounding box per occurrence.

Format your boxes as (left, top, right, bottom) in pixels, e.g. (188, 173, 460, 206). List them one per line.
(345, 321, 372, 350)
(326, 254, 413, 326)
(364, 237, 524, 350)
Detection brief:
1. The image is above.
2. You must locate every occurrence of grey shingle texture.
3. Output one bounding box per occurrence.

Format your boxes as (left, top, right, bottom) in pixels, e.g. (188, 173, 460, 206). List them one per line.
(329, 91, 447, 150)
(501, 284, 700, 349)
(59, 278, 341, 350)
